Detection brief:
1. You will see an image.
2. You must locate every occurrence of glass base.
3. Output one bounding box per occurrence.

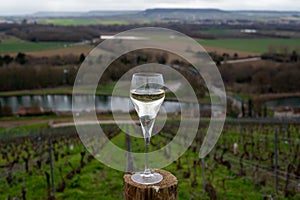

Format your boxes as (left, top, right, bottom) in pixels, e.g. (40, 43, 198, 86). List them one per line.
(131, 172, 163, 185)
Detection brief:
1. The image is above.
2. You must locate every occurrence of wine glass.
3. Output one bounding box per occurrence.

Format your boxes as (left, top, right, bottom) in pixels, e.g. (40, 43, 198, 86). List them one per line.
(130, 72, 165, 184)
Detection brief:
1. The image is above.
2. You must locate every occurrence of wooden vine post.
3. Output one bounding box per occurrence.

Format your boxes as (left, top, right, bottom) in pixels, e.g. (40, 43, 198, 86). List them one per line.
(124, 169, 178, 200)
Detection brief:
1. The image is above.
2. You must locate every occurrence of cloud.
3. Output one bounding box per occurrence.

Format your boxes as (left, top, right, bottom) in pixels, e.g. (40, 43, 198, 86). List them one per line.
(0, 0, 299, 15)
(152, 0, 300, 10)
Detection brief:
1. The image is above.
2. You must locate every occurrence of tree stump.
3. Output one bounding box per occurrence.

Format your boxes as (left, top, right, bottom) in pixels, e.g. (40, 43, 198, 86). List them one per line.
(124, 169, 178, 200)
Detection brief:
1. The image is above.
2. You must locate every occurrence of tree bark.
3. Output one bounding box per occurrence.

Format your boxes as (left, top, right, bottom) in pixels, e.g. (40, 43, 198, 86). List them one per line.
(124, 169, 178, 200)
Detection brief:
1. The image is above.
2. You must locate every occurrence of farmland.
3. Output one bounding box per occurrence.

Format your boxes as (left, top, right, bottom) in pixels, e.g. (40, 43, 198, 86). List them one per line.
(1, 27, 300, 57)
(0, 37, 71, 53)
(0, 121, 299, 199)
(201, 28, 235, 35)
(39, 19, 129, 26)
(17, 44, 93, 57)
(198, 38, 300, 54)
(0, 10, 300, 200)
(0, 38, 296, 59)
(0, 82, 117, 97)
(2, 36, 300, 57)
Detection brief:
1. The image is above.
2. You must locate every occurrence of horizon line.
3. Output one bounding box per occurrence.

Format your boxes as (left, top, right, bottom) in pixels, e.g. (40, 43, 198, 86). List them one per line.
(1, 7, 299, 17)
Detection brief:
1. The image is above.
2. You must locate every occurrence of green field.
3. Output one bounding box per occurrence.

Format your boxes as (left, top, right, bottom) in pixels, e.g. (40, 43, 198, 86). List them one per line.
(0, 37, 71, 53)
(0, 82, 118, 97)
(201, 29, 235, 35)
(199, 38, 300, 53)
(2, 34, 300, 55)
(40, 19, 129, 25)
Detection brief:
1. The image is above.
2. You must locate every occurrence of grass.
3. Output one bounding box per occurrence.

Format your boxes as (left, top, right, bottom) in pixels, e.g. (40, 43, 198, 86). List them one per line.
(0, 122, 48, 139)
(0, 122, 48, 132)
(1, 121, 299, 199)
(0, 124, 276, 199)
(198, 38, 300, 54)
(201, 29, 235, 35)
(2, 34, 299, 56)
(0, 36, 21, 44)
(0, 37, 71, 53)
(0, 83, 117, 97)
(40, 19, 129, 26)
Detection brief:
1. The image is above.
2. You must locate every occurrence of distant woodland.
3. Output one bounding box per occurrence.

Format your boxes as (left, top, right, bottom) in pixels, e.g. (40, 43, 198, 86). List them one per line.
(1, 22, 299, 42)
(0, 21, 299, 95)
(0, 50, 299, 95)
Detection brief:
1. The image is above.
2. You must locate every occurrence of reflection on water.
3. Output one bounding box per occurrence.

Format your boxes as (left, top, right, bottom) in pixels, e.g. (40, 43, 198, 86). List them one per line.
(265, 97, 300, 109)
(5, 94, 297, 114)
(0, 95, 202, 114)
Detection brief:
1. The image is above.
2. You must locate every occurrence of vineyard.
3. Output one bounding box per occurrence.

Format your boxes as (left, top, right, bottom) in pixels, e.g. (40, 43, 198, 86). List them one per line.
(0, 120, 299, 199)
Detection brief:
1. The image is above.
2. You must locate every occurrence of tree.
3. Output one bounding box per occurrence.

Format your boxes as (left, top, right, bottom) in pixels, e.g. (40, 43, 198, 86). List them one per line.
(21, 19, 27, 25)
(79, 53, 85, 63)
(241, 101, 245, 117)
(252, 69, 271, 93)
(0, 56, 3, 66)
(155, 53, 168, 64)
(263, 105, 267, 117)
(209, 52, 224, 66)
(15, 52, 27, 65)
(136, 55, 148, 64)
(222, 53, 230, 61)
(1, 105, 13, 117)
(248, 99, 253, 117)
(233, 53, 238, 60)
(290, 50, 298, 62)
(2, 55, 13, 65)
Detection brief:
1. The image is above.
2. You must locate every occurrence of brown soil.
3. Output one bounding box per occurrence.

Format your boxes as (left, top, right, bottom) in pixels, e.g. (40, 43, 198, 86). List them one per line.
(6, 45, 94, 57)
(202, 45, 258, 58)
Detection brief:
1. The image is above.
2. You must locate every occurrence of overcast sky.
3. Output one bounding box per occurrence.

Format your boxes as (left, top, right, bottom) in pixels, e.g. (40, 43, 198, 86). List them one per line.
(1, 0, 300, 15)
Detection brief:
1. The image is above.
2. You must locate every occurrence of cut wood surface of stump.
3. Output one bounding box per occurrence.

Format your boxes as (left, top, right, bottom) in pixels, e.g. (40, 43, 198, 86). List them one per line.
(124, 169, 178, 200)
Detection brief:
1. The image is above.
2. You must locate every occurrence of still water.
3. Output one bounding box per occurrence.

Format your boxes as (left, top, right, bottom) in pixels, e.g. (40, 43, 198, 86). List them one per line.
(1, 95, 298, 114)
(0, 95, 201, 114)
(265, 97, 300, 109)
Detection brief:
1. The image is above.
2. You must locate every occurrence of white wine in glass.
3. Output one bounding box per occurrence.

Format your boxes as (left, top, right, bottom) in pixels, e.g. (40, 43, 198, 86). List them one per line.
(130, 73, 165, 184)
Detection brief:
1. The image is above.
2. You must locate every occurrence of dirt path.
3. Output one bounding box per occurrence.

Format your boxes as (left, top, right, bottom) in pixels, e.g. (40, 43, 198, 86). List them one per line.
(51, 119, 139, 128)
(221, 57, 261, 64)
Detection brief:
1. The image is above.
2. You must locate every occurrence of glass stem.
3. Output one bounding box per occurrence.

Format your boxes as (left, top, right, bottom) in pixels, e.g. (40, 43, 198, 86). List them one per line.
(144, 136, 151, 176)
(140, 116, 154, 177)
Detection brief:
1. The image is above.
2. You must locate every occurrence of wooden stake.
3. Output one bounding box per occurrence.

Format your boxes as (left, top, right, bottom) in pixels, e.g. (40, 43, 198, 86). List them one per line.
(124, 169, 178, 200)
